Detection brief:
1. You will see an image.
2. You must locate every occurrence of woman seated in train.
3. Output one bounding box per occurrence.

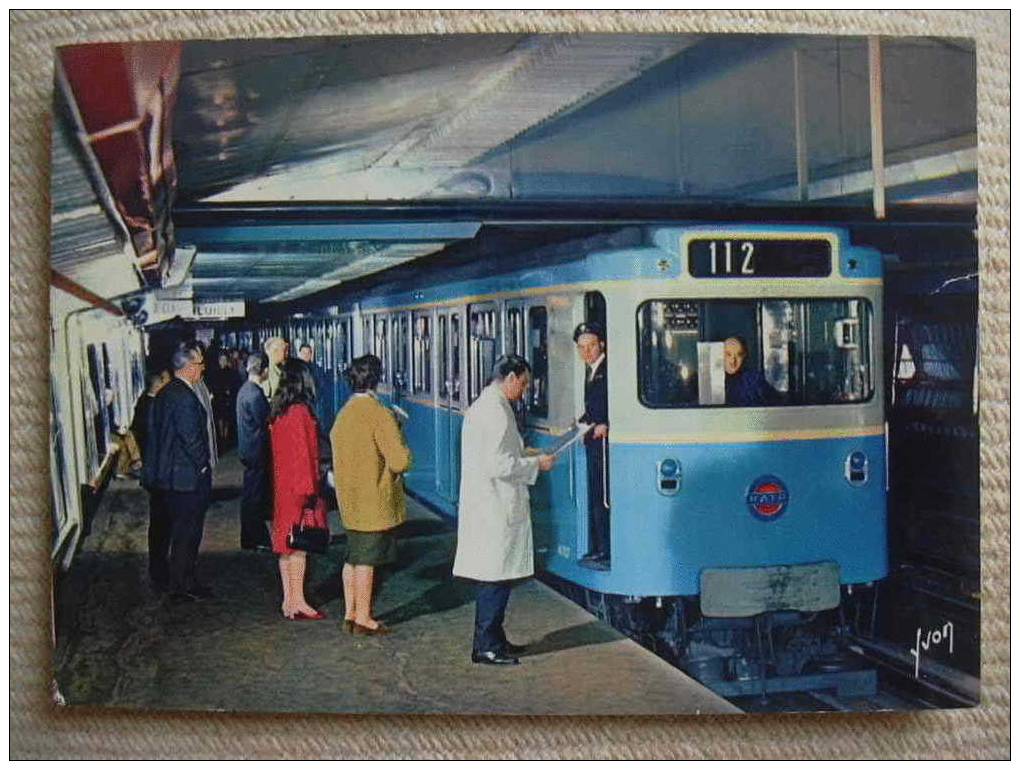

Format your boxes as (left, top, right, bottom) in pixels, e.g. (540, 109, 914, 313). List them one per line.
(269, 358, 329, 621)
(330, 354, 412, 637)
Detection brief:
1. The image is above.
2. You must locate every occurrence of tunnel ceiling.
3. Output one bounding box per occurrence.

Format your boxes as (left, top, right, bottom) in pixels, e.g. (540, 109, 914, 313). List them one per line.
(54, 34, 977, 307)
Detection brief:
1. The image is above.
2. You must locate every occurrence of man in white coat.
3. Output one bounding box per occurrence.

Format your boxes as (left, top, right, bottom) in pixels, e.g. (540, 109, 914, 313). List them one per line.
(453, 354, 556, 666)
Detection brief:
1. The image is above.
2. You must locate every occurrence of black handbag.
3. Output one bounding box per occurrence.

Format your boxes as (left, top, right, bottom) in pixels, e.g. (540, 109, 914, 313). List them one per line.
(288, 506, 329, 554)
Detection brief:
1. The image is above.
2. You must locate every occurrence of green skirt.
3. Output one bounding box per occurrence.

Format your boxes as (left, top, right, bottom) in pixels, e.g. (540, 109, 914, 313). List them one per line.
(345, 529, 397, 566)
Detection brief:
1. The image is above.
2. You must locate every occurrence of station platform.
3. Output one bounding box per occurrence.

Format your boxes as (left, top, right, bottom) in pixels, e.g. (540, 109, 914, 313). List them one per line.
(52, 452, 738, 716)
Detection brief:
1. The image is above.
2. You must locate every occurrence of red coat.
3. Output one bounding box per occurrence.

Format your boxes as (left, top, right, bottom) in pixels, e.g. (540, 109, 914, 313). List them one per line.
(269, 403, 327, 554)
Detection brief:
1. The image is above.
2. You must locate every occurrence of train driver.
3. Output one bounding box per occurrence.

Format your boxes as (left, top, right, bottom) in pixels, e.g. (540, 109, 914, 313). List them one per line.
(574, 322, 610, 570)
(724, 336, 779, 407)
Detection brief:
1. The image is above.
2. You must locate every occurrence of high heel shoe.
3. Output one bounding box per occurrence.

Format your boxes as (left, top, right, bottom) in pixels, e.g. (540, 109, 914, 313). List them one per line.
(342, 619, 355, 634)
(351, 621, 392, 636)
(285, 609, 327, 621)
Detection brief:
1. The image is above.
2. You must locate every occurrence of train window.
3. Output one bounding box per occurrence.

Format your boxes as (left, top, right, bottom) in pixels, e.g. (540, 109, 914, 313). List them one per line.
(637, 298, 874, 408)
(412, 313, 432, 395)
(450, 313, 462, 404)
(527, 306, 549, 418)
(392, 314, 409, 389)
(505, 305, 524, 355)
(374, 317, 389, 384)
(438, 314, 448, 400)
(468, 305, 500, 403)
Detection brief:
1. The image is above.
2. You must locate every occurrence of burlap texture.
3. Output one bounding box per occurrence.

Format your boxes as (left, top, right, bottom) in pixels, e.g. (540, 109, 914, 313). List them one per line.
(10, 10, 1009, 759)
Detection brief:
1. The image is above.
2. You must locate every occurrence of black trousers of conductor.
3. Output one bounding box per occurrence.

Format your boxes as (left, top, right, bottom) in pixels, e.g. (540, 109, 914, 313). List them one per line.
(239, 459, 272, 549)
(148, 474, 212, 594)
(585, 439, 610, 558)
(473, 580, 520, 654)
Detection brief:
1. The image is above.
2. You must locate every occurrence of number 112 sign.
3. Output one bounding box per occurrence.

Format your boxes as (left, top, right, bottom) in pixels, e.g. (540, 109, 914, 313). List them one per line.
(687, 238, 831, 278)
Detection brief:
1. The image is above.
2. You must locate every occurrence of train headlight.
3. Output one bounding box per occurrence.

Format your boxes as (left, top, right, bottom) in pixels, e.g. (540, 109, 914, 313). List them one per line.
(845, 451, 869, 486)
(657, 458, 681, 496)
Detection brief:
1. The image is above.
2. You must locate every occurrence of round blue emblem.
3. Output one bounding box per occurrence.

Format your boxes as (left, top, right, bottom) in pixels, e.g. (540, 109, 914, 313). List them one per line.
(746, 475, 789, 521)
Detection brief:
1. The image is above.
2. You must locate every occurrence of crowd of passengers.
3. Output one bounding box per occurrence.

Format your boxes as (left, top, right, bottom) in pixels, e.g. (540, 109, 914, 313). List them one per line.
(127, 330, 612, 665)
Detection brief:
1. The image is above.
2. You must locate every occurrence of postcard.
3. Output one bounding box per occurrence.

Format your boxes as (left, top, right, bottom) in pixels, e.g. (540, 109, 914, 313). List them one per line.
(48, 31, 979, 718)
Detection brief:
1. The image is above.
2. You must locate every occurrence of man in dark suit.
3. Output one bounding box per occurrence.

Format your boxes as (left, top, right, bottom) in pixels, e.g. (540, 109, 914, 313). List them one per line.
(141, 342, 214, 603)
(236, 353, 273, 551)
(574, 322, 611, 570)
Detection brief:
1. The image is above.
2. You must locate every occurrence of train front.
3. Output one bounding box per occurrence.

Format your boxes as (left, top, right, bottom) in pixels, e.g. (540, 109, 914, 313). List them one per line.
(596, 227, 887, 691)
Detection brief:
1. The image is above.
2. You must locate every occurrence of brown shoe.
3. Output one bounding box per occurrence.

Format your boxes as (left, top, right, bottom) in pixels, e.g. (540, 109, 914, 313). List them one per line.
(352, 622, 392, 637)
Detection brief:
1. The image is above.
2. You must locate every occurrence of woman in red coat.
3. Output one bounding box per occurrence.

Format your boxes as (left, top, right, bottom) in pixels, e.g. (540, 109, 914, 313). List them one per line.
(269, 358, 328, 620)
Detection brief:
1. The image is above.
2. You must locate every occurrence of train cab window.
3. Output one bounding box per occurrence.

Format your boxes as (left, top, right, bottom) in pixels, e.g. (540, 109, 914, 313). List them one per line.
(527, 306, 549, 418)
(412, 313, 432, 395)
(468, 305, 500, 403)
(637, 298, 874, 408)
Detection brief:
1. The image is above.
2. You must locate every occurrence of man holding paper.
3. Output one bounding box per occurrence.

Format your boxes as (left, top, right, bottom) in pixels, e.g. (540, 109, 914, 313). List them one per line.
(574, 322, 611, 570)
(453, 354, 556, 666)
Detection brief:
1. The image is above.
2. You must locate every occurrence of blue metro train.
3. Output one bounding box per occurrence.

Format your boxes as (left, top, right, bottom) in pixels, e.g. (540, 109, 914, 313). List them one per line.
(242, 224, 886, 696)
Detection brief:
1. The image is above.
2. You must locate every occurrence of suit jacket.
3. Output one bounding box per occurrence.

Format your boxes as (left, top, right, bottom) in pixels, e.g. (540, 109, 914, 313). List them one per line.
(580, 358, 609, 428)
(141, 377, 211, 492)
(236, 379, 270, 468)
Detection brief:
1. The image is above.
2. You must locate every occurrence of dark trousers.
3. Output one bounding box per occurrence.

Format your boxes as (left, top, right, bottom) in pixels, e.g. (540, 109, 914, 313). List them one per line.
(585, 440, 610, 557)
(149, 475, 212, 594)
(147, 490, 171, 589)
(239, 461, 272, 549)
(473, 581, 515, 654)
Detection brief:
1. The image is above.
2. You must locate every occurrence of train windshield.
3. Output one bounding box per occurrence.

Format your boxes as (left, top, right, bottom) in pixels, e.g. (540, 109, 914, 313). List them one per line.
(638, 298, 874, 408)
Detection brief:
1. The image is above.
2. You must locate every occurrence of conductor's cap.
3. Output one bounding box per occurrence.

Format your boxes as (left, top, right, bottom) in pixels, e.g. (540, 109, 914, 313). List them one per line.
(573, 322, 604, 342)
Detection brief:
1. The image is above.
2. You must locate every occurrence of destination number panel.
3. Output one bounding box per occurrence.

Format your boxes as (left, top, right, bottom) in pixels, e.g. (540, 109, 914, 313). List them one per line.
(687, 238, 832, 278)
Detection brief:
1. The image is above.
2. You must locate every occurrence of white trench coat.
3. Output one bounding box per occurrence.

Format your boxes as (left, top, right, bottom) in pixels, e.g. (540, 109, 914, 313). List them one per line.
(452, 383, 541, 582)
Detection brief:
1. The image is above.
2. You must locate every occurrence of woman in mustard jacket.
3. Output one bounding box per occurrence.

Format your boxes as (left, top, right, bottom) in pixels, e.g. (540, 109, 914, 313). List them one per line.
(331, 354, 412, 636)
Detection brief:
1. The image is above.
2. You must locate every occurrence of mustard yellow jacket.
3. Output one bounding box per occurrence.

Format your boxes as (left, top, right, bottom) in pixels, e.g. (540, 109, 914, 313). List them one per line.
(331, 394, 412, 532)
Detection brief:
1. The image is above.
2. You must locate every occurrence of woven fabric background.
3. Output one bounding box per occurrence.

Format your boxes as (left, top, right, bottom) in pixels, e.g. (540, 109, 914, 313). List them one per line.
(10, 10, 1009, 759)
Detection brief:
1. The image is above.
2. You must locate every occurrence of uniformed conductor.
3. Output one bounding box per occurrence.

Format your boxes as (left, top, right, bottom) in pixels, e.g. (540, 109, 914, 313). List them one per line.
(574, 322, 610, 569)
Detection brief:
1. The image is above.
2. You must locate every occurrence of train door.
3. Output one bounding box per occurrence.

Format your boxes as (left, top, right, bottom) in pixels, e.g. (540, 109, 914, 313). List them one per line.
(435, 306, 464, 507)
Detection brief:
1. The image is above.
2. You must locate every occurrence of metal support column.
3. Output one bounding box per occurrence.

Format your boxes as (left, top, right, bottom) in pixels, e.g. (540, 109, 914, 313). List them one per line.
(868, 36, 886, 219)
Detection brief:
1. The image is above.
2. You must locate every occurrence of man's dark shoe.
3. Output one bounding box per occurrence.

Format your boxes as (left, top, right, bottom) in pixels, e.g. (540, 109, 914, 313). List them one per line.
(168, 591, 198, 605)
(471, 650, 520, 666)
(503, 641, 528, 657)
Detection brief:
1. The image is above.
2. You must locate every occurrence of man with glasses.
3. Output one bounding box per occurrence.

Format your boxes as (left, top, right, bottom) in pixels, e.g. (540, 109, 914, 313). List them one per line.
(141, 341, 215, 603)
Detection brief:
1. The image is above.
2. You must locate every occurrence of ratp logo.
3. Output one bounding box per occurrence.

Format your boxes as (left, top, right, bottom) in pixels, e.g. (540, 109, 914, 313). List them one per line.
(746, 475, 789, 521)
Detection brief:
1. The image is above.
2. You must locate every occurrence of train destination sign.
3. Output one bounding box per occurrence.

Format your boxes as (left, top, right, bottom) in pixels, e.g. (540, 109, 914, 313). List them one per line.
(688, 238, 831, 278)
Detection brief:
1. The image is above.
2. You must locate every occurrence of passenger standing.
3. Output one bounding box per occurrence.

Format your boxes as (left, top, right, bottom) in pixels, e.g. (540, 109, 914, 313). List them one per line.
(236, 354, 273, 552)
(209, 351, 242, 449)
(130, 368, 170, 463)
(453, 355, 556, 665)
(141, 343, 214, 603)
(269, 358, 328, 621)
(189, 341, 219, 473)
(574, 322, 610, 569)
(331, 354, 412, 636)
(298, 342, 333, 464)
(263, 337, 289, 399)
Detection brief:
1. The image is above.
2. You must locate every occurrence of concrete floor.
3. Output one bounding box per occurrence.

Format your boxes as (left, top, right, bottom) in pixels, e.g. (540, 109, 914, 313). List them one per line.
(52, 453, 738, 715)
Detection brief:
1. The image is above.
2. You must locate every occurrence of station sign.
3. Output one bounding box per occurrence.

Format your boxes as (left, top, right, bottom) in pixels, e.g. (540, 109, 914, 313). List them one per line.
(194, 300, 246, 319)
(688, 238, 831, 278)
